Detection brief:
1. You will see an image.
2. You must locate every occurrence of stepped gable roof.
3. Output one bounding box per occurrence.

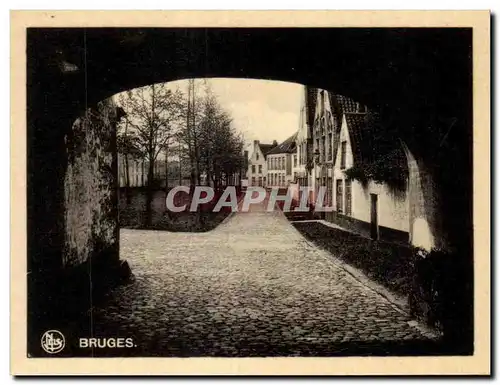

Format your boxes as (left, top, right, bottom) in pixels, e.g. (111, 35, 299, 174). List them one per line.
(265, 133, 297, 155)
(345, 112, 407, 168)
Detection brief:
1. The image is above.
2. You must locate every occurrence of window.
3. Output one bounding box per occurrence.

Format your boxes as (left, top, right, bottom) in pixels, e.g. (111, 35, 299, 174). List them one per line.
(336, 179, 343, 214)
(323, 177, 332, 207)
(258, 165, 262, 174)
(256, 152, 259, 161)
(298, 145, 302, 165)
(321, 137, 325, 163)
(340, 141, 347, 169)
(345, 180, 352, 216)
(258, 176, 263, 186)
(252, 165, 256, 174)
(252, 177, 256, 186)
(357, 103, 366, 113)
(328, 133, 333, 161)
(294, 154, 297, 167)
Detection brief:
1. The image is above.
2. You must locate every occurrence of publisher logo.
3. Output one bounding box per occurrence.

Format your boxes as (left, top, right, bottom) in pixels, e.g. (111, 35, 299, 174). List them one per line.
(41, 330, 65, 354)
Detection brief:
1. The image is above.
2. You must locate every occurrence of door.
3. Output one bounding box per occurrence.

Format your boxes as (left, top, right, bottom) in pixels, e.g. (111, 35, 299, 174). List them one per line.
(336, 179, 343, 214)
(370, 193, 379, 240)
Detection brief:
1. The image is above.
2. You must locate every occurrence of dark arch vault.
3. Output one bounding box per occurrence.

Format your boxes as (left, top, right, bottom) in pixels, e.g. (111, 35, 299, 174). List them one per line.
(26, 27, 473, 354)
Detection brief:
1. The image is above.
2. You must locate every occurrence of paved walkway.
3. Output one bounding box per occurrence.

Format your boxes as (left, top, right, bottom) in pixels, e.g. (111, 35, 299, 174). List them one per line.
(90, 202, 438, 356)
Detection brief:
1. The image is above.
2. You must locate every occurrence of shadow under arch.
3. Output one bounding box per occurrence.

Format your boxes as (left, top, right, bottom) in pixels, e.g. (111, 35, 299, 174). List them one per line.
(26, 27, 474, 355)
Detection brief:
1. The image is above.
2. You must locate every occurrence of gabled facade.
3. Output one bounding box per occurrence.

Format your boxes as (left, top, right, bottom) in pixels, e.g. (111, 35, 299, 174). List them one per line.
(293, 87, 313, 187)
(247, 140, 276, 187)
(266, 134, 297, 188)
(331, 112, 410, 243)
(310, 89, 339, 209)
(307, 89, 360, 210)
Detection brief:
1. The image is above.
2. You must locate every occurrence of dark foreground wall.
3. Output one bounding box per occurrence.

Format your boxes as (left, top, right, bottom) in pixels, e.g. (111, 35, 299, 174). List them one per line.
(27, 96, 130, 356)
(62, 99, 119, 267)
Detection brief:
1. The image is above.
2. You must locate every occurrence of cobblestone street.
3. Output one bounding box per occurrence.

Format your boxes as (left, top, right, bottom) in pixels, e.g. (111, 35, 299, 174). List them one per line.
(90, 202, 439, 356)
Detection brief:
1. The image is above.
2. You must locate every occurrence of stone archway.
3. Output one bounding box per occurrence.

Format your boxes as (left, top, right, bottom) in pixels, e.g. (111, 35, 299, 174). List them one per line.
(27, 27, 474, 349)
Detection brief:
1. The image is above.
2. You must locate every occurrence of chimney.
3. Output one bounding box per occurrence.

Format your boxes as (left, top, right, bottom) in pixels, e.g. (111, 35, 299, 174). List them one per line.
(272, 140, 278, 146)
(243, 150, 249, 168)
(254, 140, 260, 146)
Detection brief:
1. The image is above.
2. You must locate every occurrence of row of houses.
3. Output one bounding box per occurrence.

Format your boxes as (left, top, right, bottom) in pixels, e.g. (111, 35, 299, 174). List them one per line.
(246, 86, 411, 244)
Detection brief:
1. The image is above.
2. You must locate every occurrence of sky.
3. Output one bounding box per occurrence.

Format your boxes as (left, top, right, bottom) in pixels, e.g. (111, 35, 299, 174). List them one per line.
(165, 78, 303, 151)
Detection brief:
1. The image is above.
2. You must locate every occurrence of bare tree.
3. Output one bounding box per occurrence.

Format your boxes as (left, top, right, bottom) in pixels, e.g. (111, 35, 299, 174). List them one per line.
(117, 83, 184, 226)
(116, 95, 142, 203)
(176, 80, 206, 188)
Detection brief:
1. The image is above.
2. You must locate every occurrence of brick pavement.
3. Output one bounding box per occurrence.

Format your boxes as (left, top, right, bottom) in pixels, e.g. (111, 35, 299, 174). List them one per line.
(89, 201, 440, 356)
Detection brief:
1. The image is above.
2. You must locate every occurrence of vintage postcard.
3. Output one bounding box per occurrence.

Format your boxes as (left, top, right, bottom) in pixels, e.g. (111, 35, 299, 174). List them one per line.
(11, 10, 490, 375)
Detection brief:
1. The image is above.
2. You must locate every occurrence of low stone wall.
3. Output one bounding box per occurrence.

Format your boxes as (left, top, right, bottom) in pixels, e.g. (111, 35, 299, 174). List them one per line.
(324, 211, 410, 245)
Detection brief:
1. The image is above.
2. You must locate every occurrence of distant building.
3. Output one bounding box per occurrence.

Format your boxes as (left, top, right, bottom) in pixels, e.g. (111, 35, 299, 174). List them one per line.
(266, 133, 297, 188)
(247, 140, 277, 187)
(118, 154, 192, 189)
(118, 154, 148, 187)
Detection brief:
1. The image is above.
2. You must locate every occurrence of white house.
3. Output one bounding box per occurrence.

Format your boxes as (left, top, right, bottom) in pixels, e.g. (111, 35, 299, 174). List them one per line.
(118, 154, 148, 187)
(266, 134, 297, 189)
(247, 140, 277, 187)
(332, 111, 410, 243)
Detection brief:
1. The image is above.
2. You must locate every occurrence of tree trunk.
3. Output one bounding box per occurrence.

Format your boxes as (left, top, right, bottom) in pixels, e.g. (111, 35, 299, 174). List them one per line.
(178, 142, 182, 186)
(164, 143, 169, 191)
(206, 165, 212, 187)
(124, 153, 131, 204)
(145, 155, 155, 227)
